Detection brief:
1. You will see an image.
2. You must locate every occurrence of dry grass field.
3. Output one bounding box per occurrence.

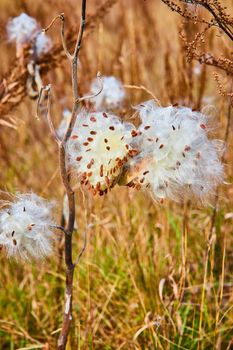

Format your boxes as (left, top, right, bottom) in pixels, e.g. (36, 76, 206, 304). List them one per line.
(0, 0, 232, 349)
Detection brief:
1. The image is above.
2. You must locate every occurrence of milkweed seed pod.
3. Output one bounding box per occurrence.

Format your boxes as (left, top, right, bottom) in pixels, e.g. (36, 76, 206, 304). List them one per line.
(67, 110, 139, 195)
(0, 193, 55, 261)
(126, 100, 224, 203)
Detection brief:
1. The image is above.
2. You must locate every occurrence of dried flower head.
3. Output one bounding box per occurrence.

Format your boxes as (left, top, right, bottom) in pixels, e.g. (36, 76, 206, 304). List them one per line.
(0, 193, 55, 261)
(7, 13, 39, 53)
(126, 100, 224, 203)
(67, 110, 138, 195)
(90, 76, 126, 110)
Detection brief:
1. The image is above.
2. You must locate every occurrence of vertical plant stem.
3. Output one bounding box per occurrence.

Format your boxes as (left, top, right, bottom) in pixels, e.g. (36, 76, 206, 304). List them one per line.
(57, 1, 87, 349)
(57, 142, 75, 350)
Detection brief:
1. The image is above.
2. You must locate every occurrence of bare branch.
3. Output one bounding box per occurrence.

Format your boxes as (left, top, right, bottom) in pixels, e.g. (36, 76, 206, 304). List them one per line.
(72, 0, 87, 101)
(59, 14, 73, 60)
(75, 72, 103, 104)
(43, 14, 63, 33)
(43, 13, 73, 60)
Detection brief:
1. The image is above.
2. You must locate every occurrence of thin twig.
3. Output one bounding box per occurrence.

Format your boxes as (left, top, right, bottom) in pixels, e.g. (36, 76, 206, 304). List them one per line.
(124, 84, 161, 106)
(72, 0, 87, 101)
(75, 72, 103, 104)
(59, 14, 73, 60)
(43, 13, 73, 60)
(43, 14, 63, 33)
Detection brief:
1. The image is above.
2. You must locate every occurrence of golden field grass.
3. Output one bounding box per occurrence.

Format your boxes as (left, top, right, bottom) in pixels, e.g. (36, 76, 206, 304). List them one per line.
(0, 0, 233, 349)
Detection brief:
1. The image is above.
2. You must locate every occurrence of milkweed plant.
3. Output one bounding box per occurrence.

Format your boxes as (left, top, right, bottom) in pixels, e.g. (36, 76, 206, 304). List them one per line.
(1, 2, 224, 350)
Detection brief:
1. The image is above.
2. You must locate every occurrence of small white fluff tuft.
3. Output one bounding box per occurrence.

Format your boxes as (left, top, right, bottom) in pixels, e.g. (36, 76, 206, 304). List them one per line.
(35, 32, 53, 57)
(67, 110, 138, 195)
(126, 100, 224, 203)
(0, 193, 55, 261)
(57, 109, 72, 139)
(7, 13, 39, 52)
(90, 76, 126, 110)
(7, 13, 52, 58)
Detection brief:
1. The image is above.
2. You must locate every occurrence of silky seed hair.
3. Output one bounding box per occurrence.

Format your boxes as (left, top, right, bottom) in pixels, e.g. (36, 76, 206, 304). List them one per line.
(34, 32, 52, 58)
(90, 76, 126, 110)
(126, 100, 224, 203)
(0, 193, 55, 261)
(7, 12, 52, 58)
(7, 13, 39, 53)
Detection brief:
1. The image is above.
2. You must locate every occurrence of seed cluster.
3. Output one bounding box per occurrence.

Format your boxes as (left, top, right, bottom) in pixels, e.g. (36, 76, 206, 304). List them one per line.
(67, 111, 138, 195)
(67, 101, 223, 203)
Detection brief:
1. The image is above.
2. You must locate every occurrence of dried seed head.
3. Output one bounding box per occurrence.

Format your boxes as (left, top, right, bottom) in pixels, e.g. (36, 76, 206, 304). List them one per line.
(67, 110, 138, 195)
(126, 100, 224, 203)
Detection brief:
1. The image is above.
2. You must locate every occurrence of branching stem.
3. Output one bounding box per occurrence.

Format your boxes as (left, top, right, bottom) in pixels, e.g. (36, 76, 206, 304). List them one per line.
(43, 1, 87, 349)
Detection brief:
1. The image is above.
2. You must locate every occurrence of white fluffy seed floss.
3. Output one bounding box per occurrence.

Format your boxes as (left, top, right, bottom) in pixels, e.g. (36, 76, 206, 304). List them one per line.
(126, 100, 224, 203)
(0, 193, 55, 261)
(7, 12, 52, 58)
(90, 76, 126, 110)
(7, 13, 39, 52)
(67, 111, 139, 195)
